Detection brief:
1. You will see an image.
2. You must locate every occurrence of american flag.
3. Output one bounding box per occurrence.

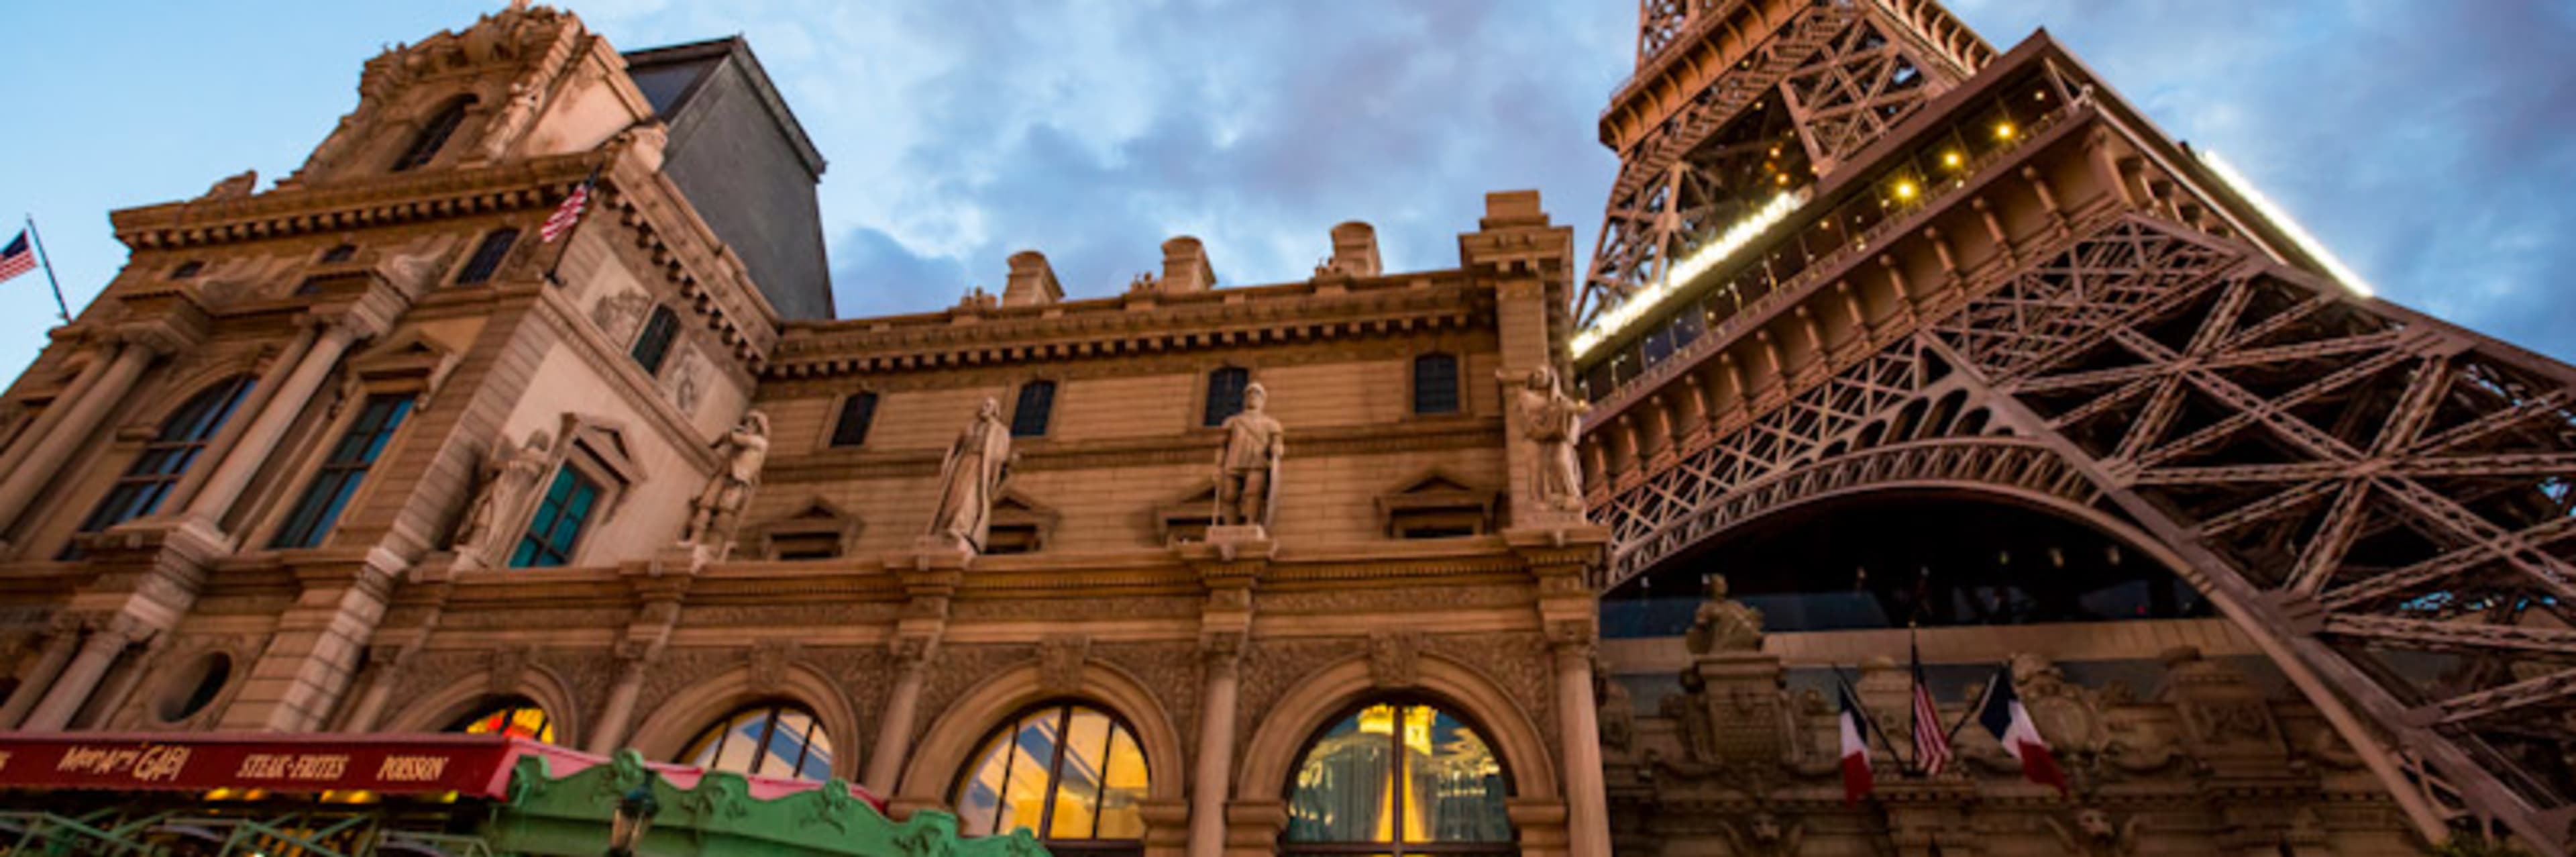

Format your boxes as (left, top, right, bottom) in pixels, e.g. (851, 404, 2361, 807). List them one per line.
(0, 230, 36, 284)
(1911, 640, 1954, 775)
(539, 170, 596, 244)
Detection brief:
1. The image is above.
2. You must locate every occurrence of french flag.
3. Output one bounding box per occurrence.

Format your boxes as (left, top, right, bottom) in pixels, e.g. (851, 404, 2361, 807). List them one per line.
(1837, 680, 1875, 805)
(1973, 668, 2070, 795)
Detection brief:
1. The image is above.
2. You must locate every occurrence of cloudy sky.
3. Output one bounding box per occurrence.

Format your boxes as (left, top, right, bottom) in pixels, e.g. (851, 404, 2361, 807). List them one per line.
(0, 1, 2570, 377)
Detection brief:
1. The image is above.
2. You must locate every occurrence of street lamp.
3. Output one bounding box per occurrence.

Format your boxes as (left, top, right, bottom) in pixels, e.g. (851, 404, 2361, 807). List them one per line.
(607, 784, 660, 857)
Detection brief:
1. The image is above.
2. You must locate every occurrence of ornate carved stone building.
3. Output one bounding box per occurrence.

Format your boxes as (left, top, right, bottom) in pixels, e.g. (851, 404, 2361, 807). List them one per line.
(2, 2, 2571, 857)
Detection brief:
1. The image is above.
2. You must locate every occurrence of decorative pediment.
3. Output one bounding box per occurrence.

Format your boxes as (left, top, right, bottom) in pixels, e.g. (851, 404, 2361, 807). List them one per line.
(555, 413, 647, 488)
(986, 489, 1059, 556)
(1154, 481, 1221, 546)
(745, 497, 863, 561)
(348, 329, 461, 399)
(1373, 468, 1497, 539)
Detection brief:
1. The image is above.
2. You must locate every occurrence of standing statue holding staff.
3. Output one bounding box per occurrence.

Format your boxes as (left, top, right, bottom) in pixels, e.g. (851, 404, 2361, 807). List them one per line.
(1214, 382, 1285, 530)
(680, 411, 770, 558)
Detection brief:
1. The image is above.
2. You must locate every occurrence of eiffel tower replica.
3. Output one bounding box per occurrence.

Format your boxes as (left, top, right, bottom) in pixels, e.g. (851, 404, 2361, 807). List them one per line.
(1576, 0, 2576, 850)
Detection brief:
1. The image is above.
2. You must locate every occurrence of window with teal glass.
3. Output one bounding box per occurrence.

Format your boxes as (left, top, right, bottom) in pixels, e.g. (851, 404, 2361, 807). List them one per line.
(271, 395, 412, 549)
(510, 467, 602, 568)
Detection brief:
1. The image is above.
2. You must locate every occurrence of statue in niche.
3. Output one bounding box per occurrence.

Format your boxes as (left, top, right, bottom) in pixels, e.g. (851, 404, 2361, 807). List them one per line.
(1513, 366, 1590, 512)
(475, 79, 544, 162)
(1214, 382, 1284, 528)
(680, 411, 771, 556)
(452, 429, 553, 562)
(926, 398, 1016, 553)
(1684, 574, 1764, 655)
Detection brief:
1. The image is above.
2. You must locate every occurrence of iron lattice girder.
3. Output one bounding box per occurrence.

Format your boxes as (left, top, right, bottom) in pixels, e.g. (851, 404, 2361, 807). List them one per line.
(1595, 209, 2576, 847)
(1582, 0, 1980, 328)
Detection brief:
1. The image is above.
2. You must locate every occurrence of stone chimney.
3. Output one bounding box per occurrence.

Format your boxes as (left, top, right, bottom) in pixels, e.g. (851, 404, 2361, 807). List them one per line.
(1328, 221, 1381, 277)
(1481, 189, 1546, 230)
(1161, 236, 1214, 293)
(1004, 250, 1063, 307)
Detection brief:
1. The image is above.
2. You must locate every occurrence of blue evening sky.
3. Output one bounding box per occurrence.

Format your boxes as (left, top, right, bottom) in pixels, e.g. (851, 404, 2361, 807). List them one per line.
(1, 1, 2571, 379)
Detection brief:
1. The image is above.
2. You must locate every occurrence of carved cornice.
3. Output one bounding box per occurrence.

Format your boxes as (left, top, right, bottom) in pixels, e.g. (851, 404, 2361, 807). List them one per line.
(765, 273, 1493, 380)
(765, 418, 1507, 483)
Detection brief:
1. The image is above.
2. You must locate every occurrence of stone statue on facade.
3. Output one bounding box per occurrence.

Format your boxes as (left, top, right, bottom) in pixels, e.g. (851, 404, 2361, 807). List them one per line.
(926, 398, 1015, 554)
(2047, 807, 2141, 857)
(1214, 382, 1284, 529)
(451, 429, 553, 565)
(474, 79, 545, 162)
(1684, 574, 1764, 655)
(680, 411, 770, 557)
(1513, 366, 1589, 513)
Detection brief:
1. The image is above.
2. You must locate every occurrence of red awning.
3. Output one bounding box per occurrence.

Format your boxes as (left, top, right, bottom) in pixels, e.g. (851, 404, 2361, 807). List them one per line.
(0, 732, 885, 810)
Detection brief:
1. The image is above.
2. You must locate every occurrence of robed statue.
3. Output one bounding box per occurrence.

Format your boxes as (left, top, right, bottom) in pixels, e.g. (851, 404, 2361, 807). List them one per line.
(1684, 574, 1765, 655)
(681, 411, 771, 556)
(453, 428, 553, 562)
(1515, 366, 1589, 512)
(927, 398, 1015, 553)
(1214, 382, 1285, 528)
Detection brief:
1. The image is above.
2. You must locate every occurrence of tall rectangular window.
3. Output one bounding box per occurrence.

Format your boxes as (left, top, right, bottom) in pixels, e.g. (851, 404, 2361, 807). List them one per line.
(1413, 353, 1460, 415)
(455, 228, 519, 285)
(830, 391, 879, 448)
(631, 305, 680, 375)
(1011, 381, 1057, 438)
(510, 468, 602, 568)
(1203, 367, 1250, 427)
(271, 395, 413, 549)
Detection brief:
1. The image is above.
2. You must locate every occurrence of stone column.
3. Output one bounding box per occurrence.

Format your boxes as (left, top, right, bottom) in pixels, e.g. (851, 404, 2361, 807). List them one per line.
(337, 646, 411, 734)
(586, 648, 659, 755)
(23, 617, 140, 731)
(1552, 638, 1613, 857)
(863, 639, 936, 795)
(1189, 638, 1245, 857)
(0, 341, 156, 535)
(0, 341, 116, 478)
(0, 623, 84, 728)
(184, 320, 364, 527)
(160, 325, 319, 513)
(215, 555, 400, 732)
(77, 635, 168, 729)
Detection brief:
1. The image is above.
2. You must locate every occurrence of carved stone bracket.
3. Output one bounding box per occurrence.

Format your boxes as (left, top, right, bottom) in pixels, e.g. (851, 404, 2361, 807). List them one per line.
(1038, 635, 1092, 695)
(1368, 632, 1422, 689)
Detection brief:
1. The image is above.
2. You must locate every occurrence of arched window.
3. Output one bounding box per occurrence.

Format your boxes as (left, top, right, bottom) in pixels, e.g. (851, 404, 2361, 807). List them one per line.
(1285, 701, 1512, 856)
(1412, 354, 1460, 415)
(455, 228, 519, 285)
(677, 702, 834, 782)
(450, 696, 555, 744)
(1203, 366, 1250, 427)
(72, 376, 256, 541)
(629, 305, 681, 375)
(830, 391, 879, 448)
(1011, 380, 1057, 438)
(954, 703, 1150, 850)
(393, 96, 476, 172)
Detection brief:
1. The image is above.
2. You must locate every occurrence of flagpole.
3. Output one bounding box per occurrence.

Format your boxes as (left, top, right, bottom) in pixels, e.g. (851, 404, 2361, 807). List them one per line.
(24, 215, 70, 323)
(543, 166, 602, 286)
(1831, 666, 1903, 762)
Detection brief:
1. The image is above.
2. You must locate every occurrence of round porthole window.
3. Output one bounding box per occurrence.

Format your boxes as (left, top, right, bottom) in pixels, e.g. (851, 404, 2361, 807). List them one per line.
(157, 652, 233, 723)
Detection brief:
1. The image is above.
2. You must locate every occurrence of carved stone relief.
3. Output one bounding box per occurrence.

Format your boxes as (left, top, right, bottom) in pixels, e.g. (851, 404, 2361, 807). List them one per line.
(591, 290, 652, 346)
(1036, 636, 1092, 696)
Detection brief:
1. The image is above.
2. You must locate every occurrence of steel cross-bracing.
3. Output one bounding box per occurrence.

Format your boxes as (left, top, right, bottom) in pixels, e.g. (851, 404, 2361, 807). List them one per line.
(1588, 211, 2576, 850)
(1582, 0, 1990, 331)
